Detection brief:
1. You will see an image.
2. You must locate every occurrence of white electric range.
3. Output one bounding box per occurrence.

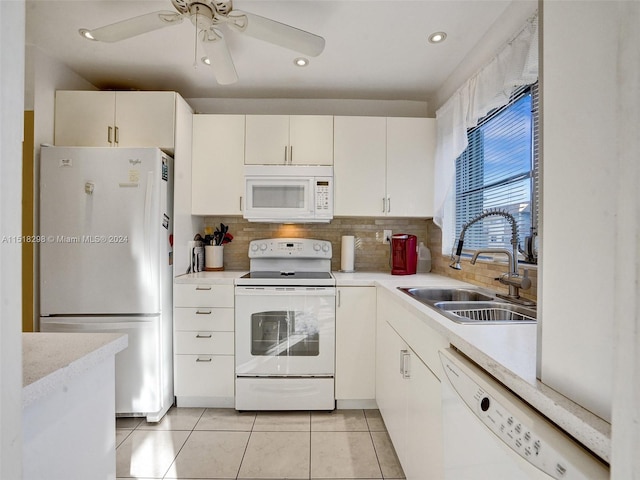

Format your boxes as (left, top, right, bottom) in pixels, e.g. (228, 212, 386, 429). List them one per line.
(235, 238, 336, 410)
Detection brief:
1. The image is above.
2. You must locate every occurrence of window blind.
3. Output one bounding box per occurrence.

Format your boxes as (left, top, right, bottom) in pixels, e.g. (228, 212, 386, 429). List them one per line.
(455, 84, 538, 256)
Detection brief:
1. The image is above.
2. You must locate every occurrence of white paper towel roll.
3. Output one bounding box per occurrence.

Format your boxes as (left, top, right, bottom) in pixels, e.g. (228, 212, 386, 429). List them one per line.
(341, 235, 355, 272)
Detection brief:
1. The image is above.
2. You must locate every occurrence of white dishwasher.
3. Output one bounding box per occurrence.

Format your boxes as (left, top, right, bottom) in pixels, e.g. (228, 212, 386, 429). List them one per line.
(439, 349, 609, 479)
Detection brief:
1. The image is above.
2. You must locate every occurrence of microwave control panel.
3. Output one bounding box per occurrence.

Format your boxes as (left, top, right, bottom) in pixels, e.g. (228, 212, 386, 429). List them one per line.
(315, 179, 331, 212)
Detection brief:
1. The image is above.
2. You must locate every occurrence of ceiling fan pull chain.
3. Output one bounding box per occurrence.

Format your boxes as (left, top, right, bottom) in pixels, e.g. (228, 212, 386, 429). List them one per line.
(193, 7, 199, 68)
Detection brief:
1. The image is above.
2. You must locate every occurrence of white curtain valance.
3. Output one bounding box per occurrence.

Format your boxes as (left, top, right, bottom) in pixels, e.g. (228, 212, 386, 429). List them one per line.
(433, 13, 539, 254)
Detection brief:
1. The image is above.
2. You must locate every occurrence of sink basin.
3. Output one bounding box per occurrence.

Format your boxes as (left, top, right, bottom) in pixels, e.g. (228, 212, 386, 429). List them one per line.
(398, 287, 536, 324)
(399, 287, 495, 303)
(433, 301, 536, 324)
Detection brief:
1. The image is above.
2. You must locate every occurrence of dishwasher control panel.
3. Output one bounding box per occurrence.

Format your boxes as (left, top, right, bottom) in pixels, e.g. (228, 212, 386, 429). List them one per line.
(440, 349, 609, 479)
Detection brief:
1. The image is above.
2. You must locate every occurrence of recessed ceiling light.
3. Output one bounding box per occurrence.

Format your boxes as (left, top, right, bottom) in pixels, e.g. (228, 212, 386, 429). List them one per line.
(201, 56, 211, 65)
(294, 57, 309, 67)
(428, 31, 447, 44)
(78, 28, 96, 41)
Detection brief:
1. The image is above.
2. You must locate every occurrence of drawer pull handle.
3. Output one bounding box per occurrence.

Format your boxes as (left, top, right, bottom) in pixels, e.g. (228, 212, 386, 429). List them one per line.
(196, 357, 212, 362)
(196, 334, 212, 339)
(196, 310, 212, 315)
(196, 286, 212, 291)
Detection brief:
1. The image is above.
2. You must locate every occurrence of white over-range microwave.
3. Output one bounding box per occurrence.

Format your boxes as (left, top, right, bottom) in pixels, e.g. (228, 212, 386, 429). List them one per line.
(243, 165, 334, 223)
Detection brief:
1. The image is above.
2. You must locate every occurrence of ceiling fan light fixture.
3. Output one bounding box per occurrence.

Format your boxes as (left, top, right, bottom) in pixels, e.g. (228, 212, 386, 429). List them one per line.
(428, 31, 447, 44)
(78, 28, 96, 41)
(294, 57, 309, 67)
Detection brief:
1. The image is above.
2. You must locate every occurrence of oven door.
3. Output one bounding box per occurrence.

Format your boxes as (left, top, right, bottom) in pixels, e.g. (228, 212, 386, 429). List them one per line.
(235, 286, 336, 376)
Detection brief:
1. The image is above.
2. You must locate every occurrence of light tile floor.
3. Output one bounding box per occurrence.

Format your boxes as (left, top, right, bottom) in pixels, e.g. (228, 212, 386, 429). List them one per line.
(116, 408, 405, 480)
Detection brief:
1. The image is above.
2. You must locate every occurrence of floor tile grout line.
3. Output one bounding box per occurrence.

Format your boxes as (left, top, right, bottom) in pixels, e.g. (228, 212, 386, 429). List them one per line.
(367, 428, 386, 480)
(161, 408, 208, 480)
(308, 411, 312, 480)
(235, 411, 259, 480)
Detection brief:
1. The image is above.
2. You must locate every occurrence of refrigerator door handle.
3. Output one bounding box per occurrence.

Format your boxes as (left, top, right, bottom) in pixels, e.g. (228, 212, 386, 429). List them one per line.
(144, 172, 154, 283)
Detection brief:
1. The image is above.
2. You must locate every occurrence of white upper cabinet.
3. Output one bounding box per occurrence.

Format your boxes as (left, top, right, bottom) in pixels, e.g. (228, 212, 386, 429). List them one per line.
(245, 115, 333, 165)
(54, 91, 178, 151)
(334, 116, 436, 217)
(191, 115, 245, 216)
(334, 116, 387, 216)
(386, 117, 436, 217)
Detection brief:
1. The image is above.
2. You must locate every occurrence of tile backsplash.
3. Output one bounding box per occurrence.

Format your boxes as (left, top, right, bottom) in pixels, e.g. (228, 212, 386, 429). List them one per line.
(202, 216, 430, 272)
(199, 216, 537, 303)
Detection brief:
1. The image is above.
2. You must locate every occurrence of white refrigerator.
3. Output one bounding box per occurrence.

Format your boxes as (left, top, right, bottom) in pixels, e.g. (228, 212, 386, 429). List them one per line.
(39, 146, 174, 422)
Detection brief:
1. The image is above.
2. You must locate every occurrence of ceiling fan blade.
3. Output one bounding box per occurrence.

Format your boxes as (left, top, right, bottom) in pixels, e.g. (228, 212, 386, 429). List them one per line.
(85, 11, 183, 42)
(200, 31, 239, 85)
(227, 11, 325, 57)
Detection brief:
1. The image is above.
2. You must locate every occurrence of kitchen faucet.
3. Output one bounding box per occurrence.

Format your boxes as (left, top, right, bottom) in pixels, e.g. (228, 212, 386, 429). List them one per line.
(449, 208, 534, 306)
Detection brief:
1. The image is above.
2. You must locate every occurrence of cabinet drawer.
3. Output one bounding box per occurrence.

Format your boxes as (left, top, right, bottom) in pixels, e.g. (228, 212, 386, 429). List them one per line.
(175, 331, 234, 354)
(174, 284, 234, 307)
(174, 307, 234, 331)
(174, 355, 234, 397)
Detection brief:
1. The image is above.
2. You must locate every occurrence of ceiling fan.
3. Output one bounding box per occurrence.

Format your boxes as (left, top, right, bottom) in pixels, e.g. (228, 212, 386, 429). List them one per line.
(79, 0, 326, 85)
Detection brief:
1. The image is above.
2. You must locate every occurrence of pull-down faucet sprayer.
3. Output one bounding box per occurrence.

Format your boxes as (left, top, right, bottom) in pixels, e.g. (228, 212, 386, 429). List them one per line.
(450, 208, 534, 306)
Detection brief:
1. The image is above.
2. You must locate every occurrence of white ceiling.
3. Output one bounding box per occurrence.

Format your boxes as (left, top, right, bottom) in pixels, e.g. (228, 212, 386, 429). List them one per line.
(26, 0, 515, 102)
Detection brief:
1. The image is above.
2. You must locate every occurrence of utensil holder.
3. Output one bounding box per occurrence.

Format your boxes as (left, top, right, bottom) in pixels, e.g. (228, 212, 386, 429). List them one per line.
(205, 245, 224, 271)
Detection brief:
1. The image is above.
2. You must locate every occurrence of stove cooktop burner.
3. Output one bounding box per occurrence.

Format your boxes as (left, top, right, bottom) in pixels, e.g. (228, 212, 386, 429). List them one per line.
(237, 270, 335, 287)
(241, 271, 333, 280)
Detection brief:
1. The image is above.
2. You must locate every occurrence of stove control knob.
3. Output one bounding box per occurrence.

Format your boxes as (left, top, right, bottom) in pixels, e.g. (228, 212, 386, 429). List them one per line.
(259, 243, 267, 251)
(313, 243, 321, 252)
(321, 244, 330, 253)
(250, 243, 259, 252)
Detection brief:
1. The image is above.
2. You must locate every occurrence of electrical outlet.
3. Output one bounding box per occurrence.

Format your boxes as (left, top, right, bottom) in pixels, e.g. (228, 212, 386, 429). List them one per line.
(383, 230, 392, 244)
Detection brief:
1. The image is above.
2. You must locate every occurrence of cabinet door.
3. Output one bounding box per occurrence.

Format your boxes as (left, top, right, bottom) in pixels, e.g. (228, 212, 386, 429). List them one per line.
(376, 319, 409, 467)
(54, 91, 115, 147)
(335, 287, 376, 400)
(192, 115, 245, 215)
(386, 117, 436, 217)
(405, 351, 443, 479)
(289, 115, 333, 165)
(115, 91, 176, 149)
(334, 116, 387, 216)
(245, 115, 290, 164)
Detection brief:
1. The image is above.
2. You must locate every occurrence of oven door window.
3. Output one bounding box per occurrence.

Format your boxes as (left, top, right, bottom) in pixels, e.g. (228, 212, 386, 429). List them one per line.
(252, 310, 319, 357)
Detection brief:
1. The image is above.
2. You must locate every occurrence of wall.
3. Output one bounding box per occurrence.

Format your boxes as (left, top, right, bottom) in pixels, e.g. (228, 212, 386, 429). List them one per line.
(428, 220, 537, 303)
(198, 216, 429, 274)
(540, 1, 617, 424)
(187, 98, 429, 117)
(610, 2, 640, 475)
(0, 0, 25, 476)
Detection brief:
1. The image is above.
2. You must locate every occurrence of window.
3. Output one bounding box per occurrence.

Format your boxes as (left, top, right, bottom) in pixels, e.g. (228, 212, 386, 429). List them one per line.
(454, 83, 539, 263)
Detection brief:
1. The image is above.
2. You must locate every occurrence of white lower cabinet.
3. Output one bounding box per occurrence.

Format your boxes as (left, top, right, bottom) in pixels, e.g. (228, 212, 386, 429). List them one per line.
(376, 291, 444, 479)
(335, 287, 376, 407)
(173, 283, 235, 407)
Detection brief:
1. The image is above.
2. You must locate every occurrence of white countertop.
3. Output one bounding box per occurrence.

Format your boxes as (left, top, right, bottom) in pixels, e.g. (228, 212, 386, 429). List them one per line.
(174, 269, 611, 462)
(175, 271, 247, 284)
(23, 332, 128, 408)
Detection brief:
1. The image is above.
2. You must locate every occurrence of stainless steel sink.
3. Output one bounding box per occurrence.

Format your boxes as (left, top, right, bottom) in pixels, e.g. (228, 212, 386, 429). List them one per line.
(399, 287, 495, 303)
(433, 301, 536, 324)
(398, 287, 537, 324)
